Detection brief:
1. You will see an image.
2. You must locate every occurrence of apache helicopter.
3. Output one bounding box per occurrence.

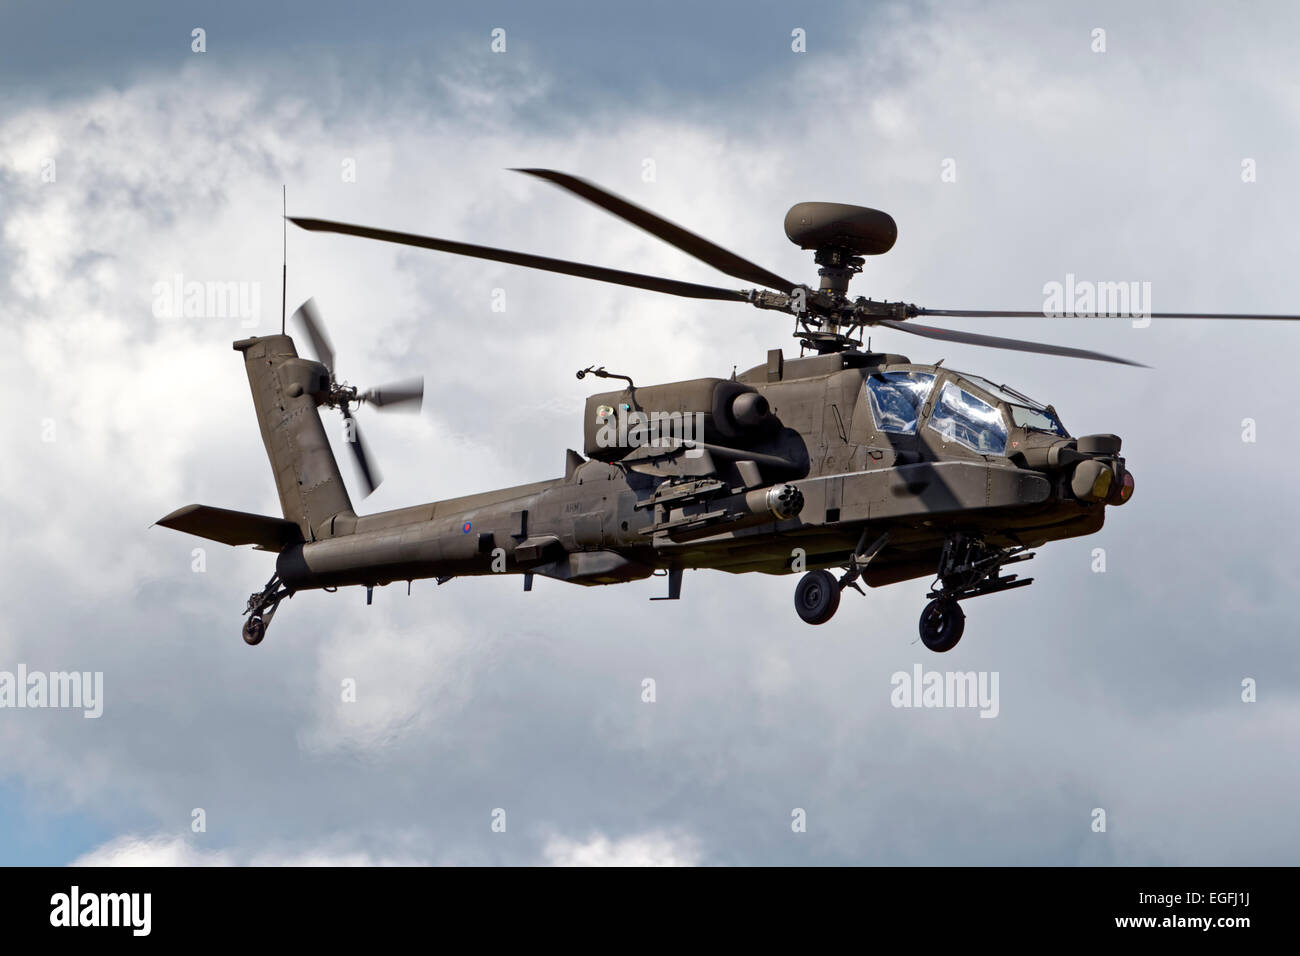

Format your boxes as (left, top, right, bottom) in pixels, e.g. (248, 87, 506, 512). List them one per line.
(156, 169, 1300, 651)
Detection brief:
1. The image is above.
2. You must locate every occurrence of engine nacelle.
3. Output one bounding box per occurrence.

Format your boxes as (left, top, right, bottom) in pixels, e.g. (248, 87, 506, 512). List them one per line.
(583, 378, 774, 461)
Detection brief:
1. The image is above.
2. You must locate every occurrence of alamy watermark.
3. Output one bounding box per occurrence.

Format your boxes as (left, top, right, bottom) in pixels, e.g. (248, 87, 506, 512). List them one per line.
(50, 886, 150, 936)
(1043, 273, 1152, 328)
(0, 665, 103, 718)
(152, 273, 261, 327)
(890, 664, 999, 718)
(594, 405, 705, 457)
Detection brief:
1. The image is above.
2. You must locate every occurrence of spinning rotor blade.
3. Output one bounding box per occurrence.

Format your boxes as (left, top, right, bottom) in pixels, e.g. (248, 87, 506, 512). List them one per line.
(361, 377, 424, 411)
(291, 297, 335, 372)
(875, 320, 1147, 367)
(514, 168, 798, 295)
(291, 294, 417, 496)
(289, 218, 749, 302)
(916, 308, 1300, 321)
(340, 406, 382, 496)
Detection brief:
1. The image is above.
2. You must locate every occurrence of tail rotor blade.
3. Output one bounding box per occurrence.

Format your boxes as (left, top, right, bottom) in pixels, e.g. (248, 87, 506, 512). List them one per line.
(361, 377, 424, 411)
(292, 297, 335, 373)
(340, 407, 382, 496)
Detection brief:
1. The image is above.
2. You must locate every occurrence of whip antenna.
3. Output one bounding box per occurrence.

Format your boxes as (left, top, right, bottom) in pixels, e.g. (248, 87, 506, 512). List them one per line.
(281, 185, 287, 335)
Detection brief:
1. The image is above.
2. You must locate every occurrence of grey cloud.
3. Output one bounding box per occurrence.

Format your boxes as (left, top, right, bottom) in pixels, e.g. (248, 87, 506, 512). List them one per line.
(1, 0, 1298, 866)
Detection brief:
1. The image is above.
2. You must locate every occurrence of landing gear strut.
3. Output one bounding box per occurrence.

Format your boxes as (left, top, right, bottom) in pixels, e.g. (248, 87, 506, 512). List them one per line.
(919, 534, 1035, 652)
(242, 573, 291, 646)
(793, 530, 889, 625)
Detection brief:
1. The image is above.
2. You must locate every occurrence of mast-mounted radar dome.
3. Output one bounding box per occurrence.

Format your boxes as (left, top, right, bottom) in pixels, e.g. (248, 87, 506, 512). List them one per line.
(783, 202, 897, 257)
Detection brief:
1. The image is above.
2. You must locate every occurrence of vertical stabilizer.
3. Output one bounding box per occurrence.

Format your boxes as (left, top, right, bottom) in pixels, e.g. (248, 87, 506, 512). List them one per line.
(233, 334, 354, 539)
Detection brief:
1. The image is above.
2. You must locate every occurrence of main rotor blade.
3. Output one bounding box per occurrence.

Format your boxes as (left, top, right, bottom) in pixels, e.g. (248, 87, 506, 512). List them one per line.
(876, 320, 1146, 367)
(340, 407, 382, 496)
(361, 377, 424, 411)
(290, 217, 749, 302)
(917, 308, 1300, 321)
(291, 297, 335, 372)
(515, 168, 798, 295)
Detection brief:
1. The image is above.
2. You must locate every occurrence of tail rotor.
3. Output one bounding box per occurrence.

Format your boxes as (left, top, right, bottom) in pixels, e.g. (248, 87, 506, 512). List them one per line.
(290, 297, 424, 497)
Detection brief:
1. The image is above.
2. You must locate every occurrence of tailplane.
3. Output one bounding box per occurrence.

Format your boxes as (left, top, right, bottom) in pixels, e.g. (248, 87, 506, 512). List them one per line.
(155, 503, 303, 551)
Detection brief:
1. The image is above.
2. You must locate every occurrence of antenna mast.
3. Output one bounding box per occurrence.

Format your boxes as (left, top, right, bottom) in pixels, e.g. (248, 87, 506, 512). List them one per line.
(281, 185, 287, 335)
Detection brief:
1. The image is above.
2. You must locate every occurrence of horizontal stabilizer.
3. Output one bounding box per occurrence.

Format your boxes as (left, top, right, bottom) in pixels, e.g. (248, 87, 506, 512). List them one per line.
(155, 504, 305, 552)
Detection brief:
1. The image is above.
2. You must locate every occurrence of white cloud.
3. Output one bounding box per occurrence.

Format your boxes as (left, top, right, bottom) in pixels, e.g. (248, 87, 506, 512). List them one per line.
(543, 831, 701, 867)
(72, 834, 425, 867)
(75, 829, 701, 867)
(298, 614, 480, 755)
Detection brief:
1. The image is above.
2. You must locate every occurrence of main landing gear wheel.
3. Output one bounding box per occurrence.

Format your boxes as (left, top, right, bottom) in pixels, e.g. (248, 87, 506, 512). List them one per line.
(919, 598, 965, 652)
(795, 569, 841, 625)
(242, 615, 266, 646)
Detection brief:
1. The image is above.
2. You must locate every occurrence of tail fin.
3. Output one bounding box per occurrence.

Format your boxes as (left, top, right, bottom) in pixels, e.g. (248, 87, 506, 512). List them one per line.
(233, 334, 354, 540)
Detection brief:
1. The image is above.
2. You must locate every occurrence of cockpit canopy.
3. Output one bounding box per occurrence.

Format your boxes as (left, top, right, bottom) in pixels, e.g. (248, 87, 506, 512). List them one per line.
(865, 370, 932, 436)
(865, 369, 1068, 457)
(958, 373, 1069, 438)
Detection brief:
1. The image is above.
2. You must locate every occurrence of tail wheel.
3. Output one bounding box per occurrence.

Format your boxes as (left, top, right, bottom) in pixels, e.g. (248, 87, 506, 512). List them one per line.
(242, 616, 266, 646)
(919, 598, 965, 652)
(795, 569, 841, 625)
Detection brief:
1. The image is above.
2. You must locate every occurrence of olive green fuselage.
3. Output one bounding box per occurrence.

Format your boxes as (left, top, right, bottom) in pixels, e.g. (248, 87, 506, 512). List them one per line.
(267, 344, 1114, 595)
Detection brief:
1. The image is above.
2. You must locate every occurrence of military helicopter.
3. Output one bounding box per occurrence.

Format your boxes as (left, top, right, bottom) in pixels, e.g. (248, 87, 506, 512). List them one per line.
(156, 169, 1300, 651)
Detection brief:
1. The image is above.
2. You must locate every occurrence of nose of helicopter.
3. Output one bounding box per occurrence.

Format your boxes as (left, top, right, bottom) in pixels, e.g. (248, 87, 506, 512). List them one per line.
(1067, 434, 1134, 506)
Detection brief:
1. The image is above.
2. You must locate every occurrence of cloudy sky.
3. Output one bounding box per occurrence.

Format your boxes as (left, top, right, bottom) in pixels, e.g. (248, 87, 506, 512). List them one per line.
(1, 0, 1298, 866)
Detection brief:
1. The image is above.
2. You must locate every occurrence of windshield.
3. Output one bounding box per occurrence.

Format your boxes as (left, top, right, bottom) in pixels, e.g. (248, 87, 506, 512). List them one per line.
(958, 373, 1069, 437)
(927, 380, 1009, 455)
(1007, 404, 1068, 436)
(866, 370, 936, 435)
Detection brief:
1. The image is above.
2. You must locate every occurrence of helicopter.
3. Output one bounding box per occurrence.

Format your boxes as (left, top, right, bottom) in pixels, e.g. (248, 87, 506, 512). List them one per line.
(155, 168, 1300, 651)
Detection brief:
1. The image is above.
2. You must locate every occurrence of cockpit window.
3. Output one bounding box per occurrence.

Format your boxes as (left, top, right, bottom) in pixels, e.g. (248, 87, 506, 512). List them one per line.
(866, 371, 936, 435)
(927, 380, 1008, 455)
(958, 373, 1069, 437)
(1007, 404, 1068, 436)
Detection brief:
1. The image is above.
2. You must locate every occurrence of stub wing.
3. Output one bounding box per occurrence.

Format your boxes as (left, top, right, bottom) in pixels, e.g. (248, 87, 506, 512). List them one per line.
(155, 504, 305, 552)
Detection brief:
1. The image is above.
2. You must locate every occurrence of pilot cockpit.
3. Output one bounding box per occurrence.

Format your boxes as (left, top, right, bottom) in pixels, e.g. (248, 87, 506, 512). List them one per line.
(865, 369, 1068, 458)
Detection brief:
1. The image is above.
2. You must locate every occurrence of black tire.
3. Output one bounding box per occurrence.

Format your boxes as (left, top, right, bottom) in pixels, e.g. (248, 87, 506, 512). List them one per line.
(242, 616, 266, 646)
(795, 569, 841, 625)
(919, 598, 965, 652)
